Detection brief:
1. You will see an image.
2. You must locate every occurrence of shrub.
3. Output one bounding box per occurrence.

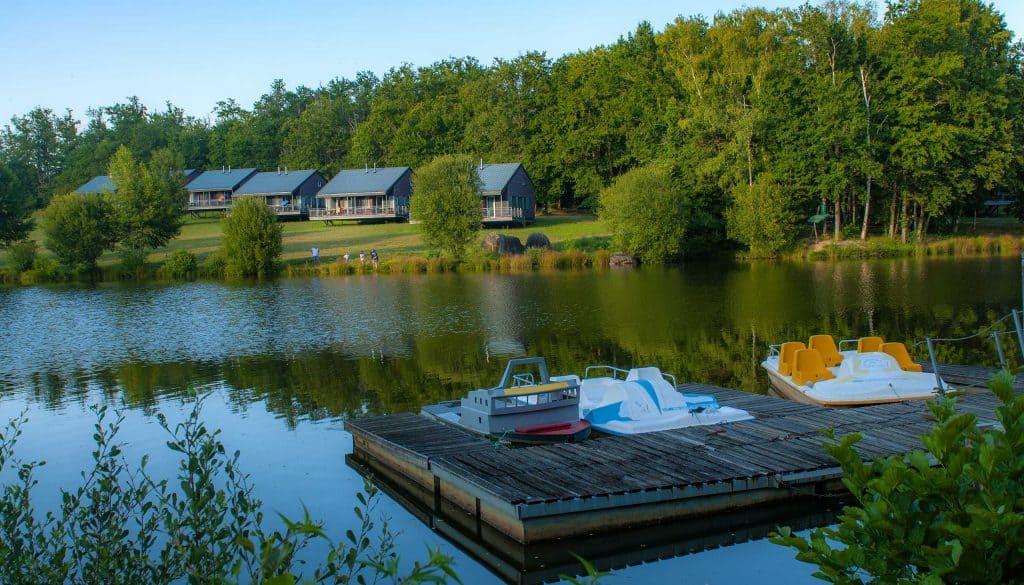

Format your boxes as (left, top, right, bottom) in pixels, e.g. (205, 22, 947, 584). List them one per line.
(40, 193, 118, 273)
(221, 197, 282, 278)
(0, 397, 459, 583)
(199, 252, 226, 279)
(726, 177, 799, 258)
(773, 370, 1024, 583)
(411, 155, 482, 260)
(6, 240, 37, 273)
(162, 250, 197, 279)
(598, 162, 693, 264)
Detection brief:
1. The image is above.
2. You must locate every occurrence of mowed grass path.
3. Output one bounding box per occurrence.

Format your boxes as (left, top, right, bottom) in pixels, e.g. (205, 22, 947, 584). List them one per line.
(5, 213, 610, 267)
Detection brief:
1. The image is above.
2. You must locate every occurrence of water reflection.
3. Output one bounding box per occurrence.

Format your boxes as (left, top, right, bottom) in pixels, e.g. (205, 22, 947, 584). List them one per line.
(0, 257, 1020, 583)
(2, 257, 1020, 420)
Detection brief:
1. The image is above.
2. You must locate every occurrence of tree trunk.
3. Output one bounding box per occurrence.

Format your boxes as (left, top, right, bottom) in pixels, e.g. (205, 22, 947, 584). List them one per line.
(834, 198, 842, 240)
(889, 187, 898, 238)
(900, 195, 909, 243)
(861, 176, 872, 240)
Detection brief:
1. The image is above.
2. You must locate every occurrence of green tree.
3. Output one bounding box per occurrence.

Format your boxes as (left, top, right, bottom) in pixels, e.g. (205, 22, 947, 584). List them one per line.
(221, 196, 282, 278)
(107, 146, 186, 270)
(598, 162, 695, 264)
(725, 176, 798, 257)
(410, 154, 482, 260)
(0, 107, 78, 207)
(40, 192, 117, 272)
(0, 163, 33, 246)
(773, 370, 1024, 583)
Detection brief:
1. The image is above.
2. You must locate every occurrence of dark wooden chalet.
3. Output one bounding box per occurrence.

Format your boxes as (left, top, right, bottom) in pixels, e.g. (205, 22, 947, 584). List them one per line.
(74, 175, 116, 194)
(311, 166, 412, 223)
(233, 169, 326, 218)
(187, 168, 258, 211)
(479, 163, 534, 226)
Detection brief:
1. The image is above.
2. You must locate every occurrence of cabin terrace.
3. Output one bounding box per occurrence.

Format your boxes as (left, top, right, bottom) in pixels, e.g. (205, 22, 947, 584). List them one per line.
(479, 163, 534, 226)
(186, 167, 258, 212)
(233, 168, 326, 218)
(312, 166, 412, 223)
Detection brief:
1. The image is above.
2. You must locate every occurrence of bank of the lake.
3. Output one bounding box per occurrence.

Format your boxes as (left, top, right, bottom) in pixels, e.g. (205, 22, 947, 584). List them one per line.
(4, 212, 1024, 286)
(0, 256, 1020, 583)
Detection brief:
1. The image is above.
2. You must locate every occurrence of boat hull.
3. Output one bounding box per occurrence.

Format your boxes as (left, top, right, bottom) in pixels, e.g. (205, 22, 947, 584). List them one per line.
(420, 402, 591, 445)
(762, 352, 943, 407)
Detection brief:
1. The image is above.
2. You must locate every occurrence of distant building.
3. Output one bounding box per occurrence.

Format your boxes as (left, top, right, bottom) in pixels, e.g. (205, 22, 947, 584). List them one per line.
(312, 166, 412, 223)
(186, 168, 258, 212)
(233, 169, 326, 218)
(73, 175, 116, 194)
(182, 168, 202, 184)
(479, 163, 534, 226)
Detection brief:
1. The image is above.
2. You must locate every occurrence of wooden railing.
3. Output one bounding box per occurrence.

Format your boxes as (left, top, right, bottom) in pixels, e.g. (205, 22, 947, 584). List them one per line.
(188, 200, 232, 210)
(482, 204, 514, 219)
(309, 206, 402, 219)
(267, 203, 303, 214)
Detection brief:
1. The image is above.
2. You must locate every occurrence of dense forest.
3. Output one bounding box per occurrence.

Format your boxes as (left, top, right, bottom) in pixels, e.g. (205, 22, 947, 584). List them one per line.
(2, 0, 1021, 252)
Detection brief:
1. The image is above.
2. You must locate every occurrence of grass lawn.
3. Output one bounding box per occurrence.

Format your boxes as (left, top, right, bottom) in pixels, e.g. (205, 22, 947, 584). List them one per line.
(3, 212, 610, 268)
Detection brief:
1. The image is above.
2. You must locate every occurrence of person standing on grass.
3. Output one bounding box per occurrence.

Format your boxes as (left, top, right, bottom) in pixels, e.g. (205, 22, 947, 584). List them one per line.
(343, 252, 350, 263)
(311, 246, 320, 264)
(359, 251, 366, 265)
(371, 249, 379, 269)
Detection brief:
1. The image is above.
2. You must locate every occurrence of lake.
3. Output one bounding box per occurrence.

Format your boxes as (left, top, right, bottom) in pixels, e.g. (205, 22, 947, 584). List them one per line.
(0, 256, 1020, 583)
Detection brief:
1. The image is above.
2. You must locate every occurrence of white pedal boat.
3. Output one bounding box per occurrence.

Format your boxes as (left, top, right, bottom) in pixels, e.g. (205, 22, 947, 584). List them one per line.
(762, 335, 951, 407)
(566, 365, 753, 436)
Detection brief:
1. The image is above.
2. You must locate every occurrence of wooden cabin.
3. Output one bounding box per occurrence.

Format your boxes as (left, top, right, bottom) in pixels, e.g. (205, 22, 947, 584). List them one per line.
(478, 163, 535, 226)
(186, 168, 258, 211)
(233, 169, 326, 218)
(312, 166, 412, 223)
(73, 175, 116, 194)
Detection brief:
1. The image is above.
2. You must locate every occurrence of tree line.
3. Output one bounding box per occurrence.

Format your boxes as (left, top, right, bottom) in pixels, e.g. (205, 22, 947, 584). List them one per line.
(2, 0, 1022, 259)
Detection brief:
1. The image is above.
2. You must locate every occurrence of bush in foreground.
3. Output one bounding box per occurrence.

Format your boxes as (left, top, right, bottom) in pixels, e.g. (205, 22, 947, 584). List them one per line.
(0, 396, 458, 584)
(773, 370, 1024, 583)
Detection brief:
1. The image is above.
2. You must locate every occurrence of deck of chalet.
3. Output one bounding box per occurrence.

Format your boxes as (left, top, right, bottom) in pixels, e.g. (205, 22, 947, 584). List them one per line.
(345, 363, 1018, 549)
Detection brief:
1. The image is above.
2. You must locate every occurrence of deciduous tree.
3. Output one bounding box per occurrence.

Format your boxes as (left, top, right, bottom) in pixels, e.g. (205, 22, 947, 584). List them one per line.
(221, 196, 282, 278)
(410, 154, 482, 259)
(0, 163, 32, 246)
(40, 192, 117, 272)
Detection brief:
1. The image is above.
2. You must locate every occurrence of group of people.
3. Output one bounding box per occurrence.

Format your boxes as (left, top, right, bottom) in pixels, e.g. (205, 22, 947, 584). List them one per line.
(338, 248, 379, 269)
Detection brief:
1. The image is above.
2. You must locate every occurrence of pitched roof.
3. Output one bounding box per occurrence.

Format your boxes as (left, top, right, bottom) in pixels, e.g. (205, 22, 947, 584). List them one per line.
(74, 175, 116, 193)
(318, 167, 410, 196)
(478, 163, 524, 193)
(235, 170, 322, 195)
(187, 168, 258, 192)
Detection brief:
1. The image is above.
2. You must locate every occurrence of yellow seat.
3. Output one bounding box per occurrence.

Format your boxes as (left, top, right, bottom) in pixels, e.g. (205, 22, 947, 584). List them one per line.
(809, 335, 844, 367)
(778, 341, 806, 376)
(857, 336, 884, 352)
(792, 349, 836, 386)
(882, 342, 923, 372)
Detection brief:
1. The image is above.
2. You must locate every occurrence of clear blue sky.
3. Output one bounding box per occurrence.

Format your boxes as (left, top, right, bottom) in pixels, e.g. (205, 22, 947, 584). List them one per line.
(1, 0, 1021, 127)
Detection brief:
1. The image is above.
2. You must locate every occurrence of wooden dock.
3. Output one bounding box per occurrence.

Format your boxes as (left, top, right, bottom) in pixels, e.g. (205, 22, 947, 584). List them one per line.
(345, 365, 1013, 546)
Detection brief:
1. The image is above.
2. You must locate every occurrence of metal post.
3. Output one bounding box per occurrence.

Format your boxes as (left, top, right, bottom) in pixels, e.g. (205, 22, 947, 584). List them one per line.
(1014, 309, 1024, 365)
(926, 337, 943, 394)
(992, 332, 1006, 369)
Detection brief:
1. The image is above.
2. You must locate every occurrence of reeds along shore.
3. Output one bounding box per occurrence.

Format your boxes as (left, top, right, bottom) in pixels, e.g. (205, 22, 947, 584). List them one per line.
(4, 235, 1024, 285)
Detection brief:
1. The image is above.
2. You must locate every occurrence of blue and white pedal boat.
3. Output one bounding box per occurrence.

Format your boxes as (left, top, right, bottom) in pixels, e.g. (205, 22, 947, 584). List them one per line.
(566, 365, 754, 436)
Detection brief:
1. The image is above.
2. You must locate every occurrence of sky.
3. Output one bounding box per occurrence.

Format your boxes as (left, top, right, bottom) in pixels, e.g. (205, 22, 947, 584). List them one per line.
(1, 0, 1022, 127)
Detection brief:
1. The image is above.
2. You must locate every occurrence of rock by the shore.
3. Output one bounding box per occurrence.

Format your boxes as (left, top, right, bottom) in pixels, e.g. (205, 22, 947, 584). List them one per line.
(481, 233, 525, 255)
(525, 233, 551, 249)
(609, 253, 637, 268)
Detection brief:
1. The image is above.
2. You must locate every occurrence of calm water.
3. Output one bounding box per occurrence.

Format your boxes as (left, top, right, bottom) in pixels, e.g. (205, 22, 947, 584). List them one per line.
(0, 256, 1020, 583)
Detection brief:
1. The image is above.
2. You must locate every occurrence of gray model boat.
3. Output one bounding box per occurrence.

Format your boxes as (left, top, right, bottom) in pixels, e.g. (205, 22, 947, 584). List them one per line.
(421, 357, 591, 445)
